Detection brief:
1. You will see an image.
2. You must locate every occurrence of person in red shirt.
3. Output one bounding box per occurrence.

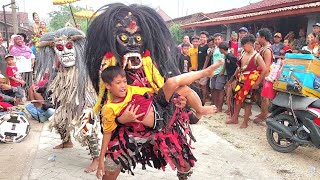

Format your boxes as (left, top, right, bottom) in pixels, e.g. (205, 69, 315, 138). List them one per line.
(5, 54, 25, 103)
(229, 31, 239, 57)
(5, 54, 25, 87)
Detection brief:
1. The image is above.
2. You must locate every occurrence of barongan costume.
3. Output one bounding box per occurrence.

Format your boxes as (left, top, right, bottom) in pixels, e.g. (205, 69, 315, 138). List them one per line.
(86, 3, 196, 179)
(36, 28, 100, 159)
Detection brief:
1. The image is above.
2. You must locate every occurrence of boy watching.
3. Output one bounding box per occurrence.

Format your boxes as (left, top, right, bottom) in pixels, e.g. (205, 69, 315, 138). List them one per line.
(5, 54, 25, 103)
(179, 43, 191, 73)
(188, 36, 199, 71)
(218, 42, 238, 114)
(209, 33, 226, 112)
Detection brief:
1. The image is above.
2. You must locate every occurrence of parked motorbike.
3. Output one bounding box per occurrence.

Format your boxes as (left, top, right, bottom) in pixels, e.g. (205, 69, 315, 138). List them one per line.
(266, 92, 320, 153)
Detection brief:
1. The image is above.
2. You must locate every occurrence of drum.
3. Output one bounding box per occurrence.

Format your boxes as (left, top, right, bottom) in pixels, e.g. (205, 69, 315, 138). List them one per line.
(0, 111, 30, 143)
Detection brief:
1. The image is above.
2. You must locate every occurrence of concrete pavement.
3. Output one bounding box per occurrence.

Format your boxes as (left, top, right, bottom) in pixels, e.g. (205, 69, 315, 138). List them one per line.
(18, 119, 281, 180)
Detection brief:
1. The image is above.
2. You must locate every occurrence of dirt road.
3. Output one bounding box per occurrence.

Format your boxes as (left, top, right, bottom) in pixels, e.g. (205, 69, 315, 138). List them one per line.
(0, 119, 43, 180)
(200, 105, 320, 179)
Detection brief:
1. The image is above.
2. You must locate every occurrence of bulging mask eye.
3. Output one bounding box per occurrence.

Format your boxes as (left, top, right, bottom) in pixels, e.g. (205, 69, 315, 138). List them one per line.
(135, 35, 142, 42)
(66, 42, 73, 49)
(120, 34, 128, 42)
(56, 44, 64, 51)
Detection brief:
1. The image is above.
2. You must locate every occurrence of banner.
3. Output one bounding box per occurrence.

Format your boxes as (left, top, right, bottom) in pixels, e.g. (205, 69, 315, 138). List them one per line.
(15, 56, 32, 73)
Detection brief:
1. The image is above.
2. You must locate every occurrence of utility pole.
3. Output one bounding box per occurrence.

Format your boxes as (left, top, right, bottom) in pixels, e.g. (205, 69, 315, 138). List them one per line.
(11, 0, 18, 34)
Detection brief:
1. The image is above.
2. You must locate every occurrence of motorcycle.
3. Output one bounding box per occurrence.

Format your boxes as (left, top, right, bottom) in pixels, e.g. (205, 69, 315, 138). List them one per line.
(266, 92, 320, 153)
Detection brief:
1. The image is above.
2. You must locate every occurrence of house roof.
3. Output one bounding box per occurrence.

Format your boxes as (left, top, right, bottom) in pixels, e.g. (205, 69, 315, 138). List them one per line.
(166, 10, 231, 26)
(166, 12, 210, 26)
(181, 1, 320, 29)
(223, 0, 319, 16)
(0, 20, 31, 32)
(156, 7, 172, 22)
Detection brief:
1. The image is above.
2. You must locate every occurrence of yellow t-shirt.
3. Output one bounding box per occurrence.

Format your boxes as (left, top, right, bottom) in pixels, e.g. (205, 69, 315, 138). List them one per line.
(188, 47, 198, 71)
(101, 85, 154, 133)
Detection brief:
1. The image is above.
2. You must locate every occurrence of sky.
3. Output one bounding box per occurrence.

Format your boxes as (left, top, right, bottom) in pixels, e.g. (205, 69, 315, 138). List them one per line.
(1, 0, 259, 21)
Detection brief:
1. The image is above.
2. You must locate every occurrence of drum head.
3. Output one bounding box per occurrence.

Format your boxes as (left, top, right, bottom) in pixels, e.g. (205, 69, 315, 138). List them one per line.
(0, 112, 30, 143)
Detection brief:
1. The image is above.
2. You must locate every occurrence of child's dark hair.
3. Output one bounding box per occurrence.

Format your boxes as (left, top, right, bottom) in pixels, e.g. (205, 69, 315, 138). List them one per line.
(32, 12, 38, 19)
(101, 66, 126, 84)
(241, 34, 256, 46)
(191, 35, 199, 41)
(213, 33, 223, 38)
(207, 36, 214, 43)
(258, 28, 272, 42)
(199, 31, 209, 37)
(218, 41, 229, 51)
(181, 43, 190, 48)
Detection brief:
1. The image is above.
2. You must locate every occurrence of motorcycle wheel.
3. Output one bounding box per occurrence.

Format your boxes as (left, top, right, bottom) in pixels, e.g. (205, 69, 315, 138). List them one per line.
(266, 114, 299, 153)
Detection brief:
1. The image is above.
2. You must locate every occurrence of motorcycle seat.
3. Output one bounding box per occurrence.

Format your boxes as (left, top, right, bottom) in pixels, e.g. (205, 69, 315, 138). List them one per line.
(310, 99, 320, 109)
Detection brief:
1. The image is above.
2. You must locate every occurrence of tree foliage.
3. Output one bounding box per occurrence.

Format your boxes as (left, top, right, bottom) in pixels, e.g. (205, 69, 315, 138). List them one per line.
(169, 24, 184, 44)
(48, 5, 89, 32)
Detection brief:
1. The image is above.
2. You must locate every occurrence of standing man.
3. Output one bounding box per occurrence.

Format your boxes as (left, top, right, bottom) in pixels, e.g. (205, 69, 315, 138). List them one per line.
(197, 31, 209, 104)
(229, 31, 239, 57)
(0, 33, 7, 76)
(188, 36, 199, 71)
(272, 32, 284, 59)
(313, 23, 320, 36)
(238, 27, 249, 55)
(209, 33, 226, 112)
(255, 28, 275, 123)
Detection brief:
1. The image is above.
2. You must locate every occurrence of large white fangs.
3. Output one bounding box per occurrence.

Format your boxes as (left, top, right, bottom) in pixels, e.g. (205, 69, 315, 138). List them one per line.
(123, 52, 142, 69)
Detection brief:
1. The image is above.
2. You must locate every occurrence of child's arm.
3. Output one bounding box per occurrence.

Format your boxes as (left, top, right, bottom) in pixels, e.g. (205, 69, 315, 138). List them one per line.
(96, 132, 112, 179)
(202, 52, 212, 69)
(8, 76, 25, 85)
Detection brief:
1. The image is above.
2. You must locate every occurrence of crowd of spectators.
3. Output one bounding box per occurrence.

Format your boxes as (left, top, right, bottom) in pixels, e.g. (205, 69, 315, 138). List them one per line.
(0, 12, 53, 122)
(176, 23, 320, 128)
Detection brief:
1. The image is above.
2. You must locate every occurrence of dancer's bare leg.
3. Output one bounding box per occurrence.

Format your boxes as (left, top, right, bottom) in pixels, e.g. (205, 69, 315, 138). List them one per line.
(176, 86, 216, 118)
(226, 104, 241, 124)
(102, 170, 121, 180)
(240, 103, 252, 128)
(162, 62, 222, 117)
(254, 97, 270, 123)
(85, 133, 100, 173)
(215, 90, 225, 112)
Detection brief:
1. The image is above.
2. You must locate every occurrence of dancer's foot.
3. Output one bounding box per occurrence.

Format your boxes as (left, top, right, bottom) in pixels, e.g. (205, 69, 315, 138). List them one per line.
(253, 114, 268, 123)
(206, 61, 224, 77)
(226, 116, 238, 124)
(196, 105, 217, 118)
(240, 122, 248, 129)
(84, 158, 99, 173)
(53, 141, 74, 149)
(224, 109, 230, 115)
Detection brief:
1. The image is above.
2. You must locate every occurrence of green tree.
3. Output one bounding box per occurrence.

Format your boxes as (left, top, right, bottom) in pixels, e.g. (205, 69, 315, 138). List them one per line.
(48, 5, 88, 32)
(170, 24, 184, 44)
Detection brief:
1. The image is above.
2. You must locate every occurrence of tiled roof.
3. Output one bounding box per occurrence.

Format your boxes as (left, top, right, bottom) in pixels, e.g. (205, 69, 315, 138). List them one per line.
(166, 9, 232, 26)
(156, 7, 172, 21)
(182, 1, 320, 28)
(166, 13, 209, 26)
(224, 0, 319, 15)
(205, 9, 231, 18)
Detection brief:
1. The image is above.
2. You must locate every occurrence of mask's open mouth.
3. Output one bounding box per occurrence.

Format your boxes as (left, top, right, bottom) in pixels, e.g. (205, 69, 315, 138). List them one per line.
(123, 52, 142, 69)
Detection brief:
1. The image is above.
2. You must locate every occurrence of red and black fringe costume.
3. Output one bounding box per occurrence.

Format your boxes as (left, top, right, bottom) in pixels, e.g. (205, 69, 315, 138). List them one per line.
(105, 90, 196, 175)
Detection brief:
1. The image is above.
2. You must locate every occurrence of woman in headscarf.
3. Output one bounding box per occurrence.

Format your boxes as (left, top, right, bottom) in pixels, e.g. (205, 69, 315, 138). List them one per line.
(9, 35, 35, 89)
